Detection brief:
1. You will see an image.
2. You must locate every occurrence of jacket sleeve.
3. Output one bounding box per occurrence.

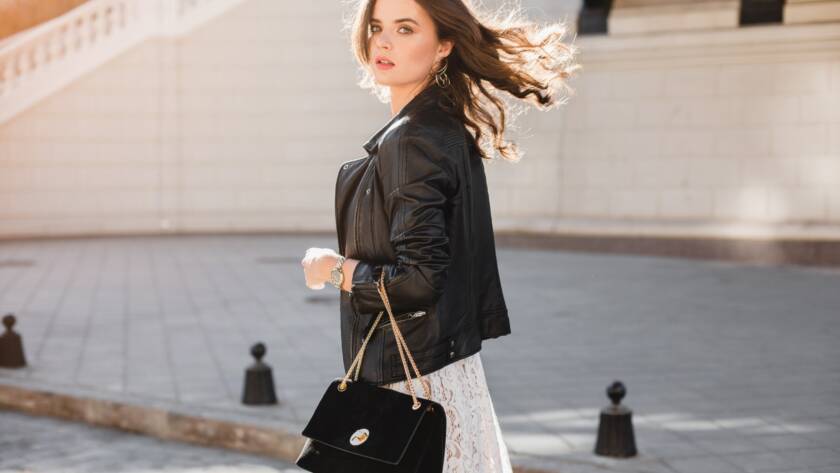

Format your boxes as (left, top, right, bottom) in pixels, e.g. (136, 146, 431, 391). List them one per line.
(349, 132, 456, 315)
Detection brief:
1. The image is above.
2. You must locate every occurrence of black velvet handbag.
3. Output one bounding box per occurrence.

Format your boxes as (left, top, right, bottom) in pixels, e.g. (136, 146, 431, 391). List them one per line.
(295, 271, 447, 473)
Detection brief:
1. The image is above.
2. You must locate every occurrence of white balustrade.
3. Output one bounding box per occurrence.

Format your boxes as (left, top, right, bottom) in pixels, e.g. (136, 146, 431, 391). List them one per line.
(0, 0, 245, 124)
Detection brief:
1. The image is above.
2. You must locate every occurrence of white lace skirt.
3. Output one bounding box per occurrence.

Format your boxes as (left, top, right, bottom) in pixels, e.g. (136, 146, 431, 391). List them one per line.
(382, 351, 514, 473)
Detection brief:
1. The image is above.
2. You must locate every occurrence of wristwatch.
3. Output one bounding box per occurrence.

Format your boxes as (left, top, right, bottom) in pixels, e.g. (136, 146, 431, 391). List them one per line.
(329, 255, 347, 289)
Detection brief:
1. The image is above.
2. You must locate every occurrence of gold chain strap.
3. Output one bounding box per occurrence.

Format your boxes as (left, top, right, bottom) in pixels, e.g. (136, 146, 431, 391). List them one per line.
(339, 309, 384, 385)
(378, 272, 430, 407)
(337, 271, 431, 410)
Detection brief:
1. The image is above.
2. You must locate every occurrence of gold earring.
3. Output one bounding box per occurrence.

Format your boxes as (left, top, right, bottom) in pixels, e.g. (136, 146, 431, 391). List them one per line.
(433, 58, 450, 88)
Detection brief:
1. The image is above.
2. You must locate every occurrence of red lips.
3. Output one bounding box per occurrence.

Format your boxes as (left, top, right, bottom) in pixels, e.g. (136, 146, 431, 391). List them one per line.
(374, 55, 395, 66)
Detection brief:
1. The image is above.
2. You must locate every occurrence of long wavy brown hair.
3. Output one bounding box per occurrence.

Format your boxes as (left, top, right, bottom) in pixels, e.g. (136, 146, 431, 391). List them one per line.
(346, 0, 582, 162)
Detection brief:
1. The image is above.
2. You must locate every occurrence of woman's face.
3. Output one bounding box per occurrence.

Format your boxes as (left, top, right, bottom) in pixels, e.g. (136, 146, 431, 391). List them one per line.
(367, 0, 451, 89)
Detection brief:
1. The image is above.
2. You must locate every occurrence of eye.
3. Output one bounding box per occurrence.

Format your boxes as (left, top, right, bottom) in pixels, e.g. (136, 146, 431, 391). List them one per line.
(398, 25, 413, 34)
(369, 24, 380, 33)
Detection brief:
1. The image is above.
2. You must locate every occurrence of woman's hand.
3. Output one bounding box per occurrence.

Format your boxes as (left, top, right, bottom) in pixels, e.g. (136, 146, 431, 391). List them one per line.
(301, 247, 340, 290)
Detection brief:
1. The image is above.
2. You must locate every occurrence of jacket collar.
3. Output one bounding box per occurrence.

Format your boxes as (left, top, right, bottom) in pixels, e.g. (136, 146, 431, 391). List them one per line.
(362, 84, 443, 155)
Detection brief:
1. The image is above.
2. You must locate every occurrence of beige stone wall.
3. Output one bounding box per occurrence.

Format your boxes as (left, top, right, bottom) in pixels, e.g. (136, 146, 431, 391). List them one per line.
(1, 0, 838, 240)
(500, 20, 840, 240)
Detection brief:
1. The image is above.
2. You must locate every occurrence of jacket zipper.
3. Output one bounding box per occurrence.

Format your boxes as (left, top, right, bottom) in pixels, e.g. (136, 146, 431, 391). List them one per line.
(352, 186, 361, 259)
(350, 158, 373, 378)
(379, 310, 426, 329)
(352, 158, 373, 258)
(336, 156, 366, 251)
(351, 309, 358, 365)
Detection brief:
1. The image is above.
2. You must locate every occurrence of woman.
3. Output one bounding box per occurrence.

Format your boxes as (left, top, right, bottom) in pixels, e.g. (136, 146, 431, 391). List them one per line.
(301, 0, 579, 470)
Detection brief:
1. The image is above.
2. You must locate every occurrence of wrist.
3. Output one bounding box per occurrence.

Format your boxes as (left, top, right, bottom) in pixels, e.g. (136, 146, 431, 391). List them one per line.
(328, 254, 346, 289)
(340, 258, 358, 293)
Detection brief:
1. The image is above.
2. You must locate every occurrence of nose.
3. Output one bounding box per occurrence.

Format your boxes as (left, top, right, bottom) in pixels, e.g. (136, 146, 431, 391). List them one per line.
(375, 32, 391, 51)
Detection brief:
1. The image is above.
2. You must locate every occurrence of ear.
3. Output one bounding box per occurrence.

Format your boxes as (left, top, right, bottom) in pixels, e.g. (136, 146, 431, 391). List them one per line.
(437, 39, 454, 60)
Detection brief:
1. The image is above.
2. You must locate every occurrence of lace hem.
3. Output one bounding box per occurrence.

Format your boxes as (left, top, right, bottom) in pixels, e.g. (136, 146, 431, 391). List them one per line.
(382, 352, 513, 473)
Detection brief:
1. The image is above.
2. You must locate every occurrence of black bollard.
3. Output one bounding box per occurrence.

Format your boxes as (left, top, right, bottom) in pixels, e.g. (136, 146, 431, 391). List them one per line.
(242, 342, 278, 405)
(0, 313, 26, 368)
(594, 380, 638, 458)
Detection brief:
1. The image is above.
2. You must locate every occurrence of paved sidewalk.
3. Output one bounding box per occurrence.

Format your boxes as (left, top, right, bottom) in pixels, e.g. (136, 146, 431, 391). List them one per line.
(1, 234, 839, 473)
(0, 409, 299, 472)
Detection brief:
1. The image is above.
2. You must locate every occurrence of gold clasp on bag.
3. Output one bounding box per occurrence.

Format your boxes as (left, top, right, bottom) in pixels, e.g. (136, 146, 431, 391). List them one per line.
(349, 428, 370, 446)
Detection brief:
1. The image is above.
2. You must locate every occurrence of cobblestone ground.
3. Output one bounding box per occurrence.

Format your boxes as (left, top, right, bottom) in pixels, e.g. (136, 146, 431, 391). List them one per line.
(0, 409, 298, 473)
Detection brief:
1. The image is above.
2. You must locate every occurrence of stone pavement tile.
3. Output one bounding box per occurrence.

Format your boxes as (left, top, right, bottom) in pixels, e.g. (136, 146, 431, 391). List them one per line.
(733, 419, 802, 435)
(768, 403, 840, 421)
(663, 456, 744, 473)
(771, 421, 840, 448)
(537, 412, 600, 438)
(812, 465, 840, 473)
(559, 432, 600, 453)
(631, 427, 731, 457)
(504, 428, 574, 458)
(769, 448, 840, 470)
(822, 416, 840, 428)
(508, 458, 607, 473)
(767, 417, 839, 435)
(724, 450, 809, 472)
(749, 433, 826, 451)
(713, 416, 779, 431)
(799, 430, 840, 450)
(595, 461, 678, 473)
(655, 418, 725, 436)
(507, 451, 669, 473)
(501, 405, 594, 439)
(690, 434, 769, 456)
(552, 451, 680, 473)
(124, 376, 179, 399)
(640, 443, 712, 462)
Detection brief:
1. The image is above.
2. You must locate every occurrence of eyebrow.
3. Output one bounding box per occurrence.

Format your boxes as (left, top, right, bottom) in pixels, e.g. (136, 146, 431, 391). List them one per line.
(370, 17, 420, 26)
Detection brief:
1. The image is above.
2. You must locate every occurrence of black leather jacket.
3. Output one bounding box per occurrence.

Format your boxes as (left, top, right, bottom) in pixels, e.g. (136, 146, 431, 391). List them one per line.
(335, 84, 511, 386)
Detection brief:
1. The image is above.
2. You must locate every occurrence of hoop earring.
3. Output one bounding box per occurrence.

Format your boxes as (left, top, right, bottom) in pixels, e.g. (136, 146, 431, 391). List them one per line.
(433, 58, 450, 88)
